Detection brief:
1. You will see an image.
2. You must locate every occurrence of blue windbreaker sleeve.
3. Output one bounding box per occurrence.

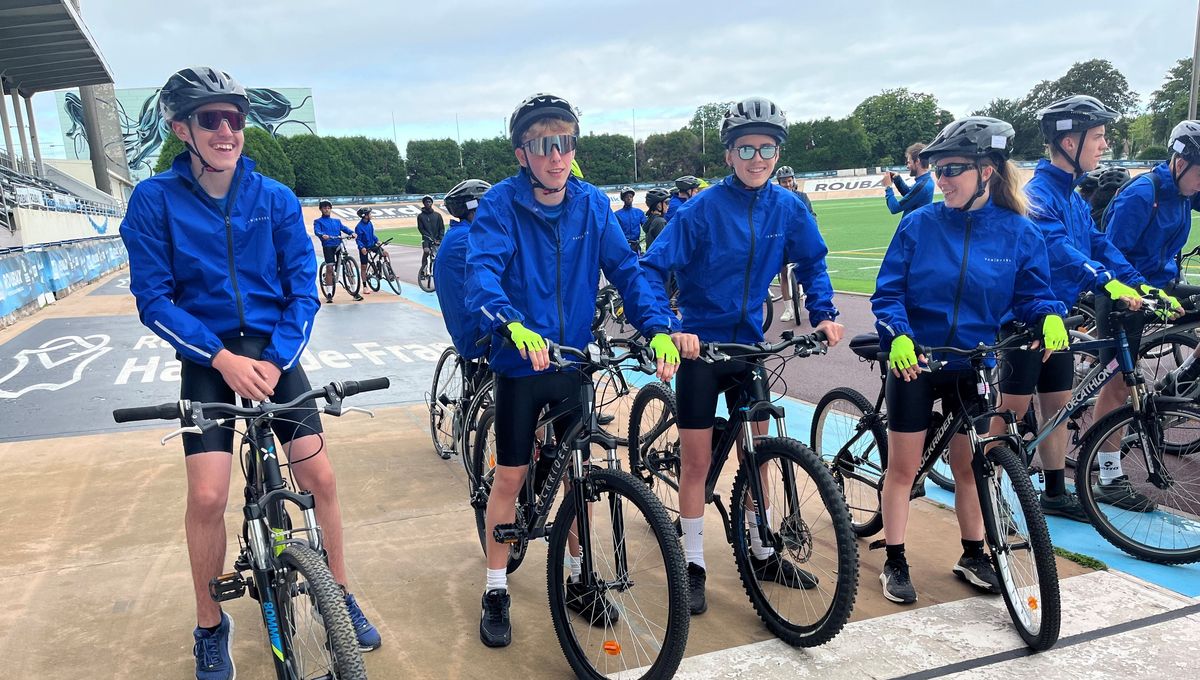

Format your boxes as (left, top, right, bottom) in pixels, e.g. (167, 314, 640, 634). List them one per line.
(465, 195, 521, 335)
(262, 194, 320, 371)
(340, 224, 355, 238)
(1034, 212, 1113, 294)
(1011, 222, 1069, 324)
(598, 208, 677, 334)
(639, 208, 695, 300)
(1089, 226, 1145, 287)
(870, 217, 915, 344)
(120, 187, 225, 366)
(785, 203, 838, 325)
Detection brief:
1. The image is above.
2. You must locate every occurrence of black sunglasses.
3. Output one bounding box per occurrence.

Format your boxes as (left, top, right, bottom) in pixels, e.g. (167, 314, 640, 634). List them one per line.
(522, 134, 577, 157)
(192, 110, 247, 132)
(735, 144, 778, 160)
(933, 162, 976, 179)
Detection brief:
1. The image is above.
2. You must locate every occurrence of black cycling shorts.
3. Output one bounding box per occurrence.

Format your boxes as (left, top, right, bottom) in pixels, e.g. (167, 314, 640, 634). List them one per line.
(358, 248, 370, 265)
(322, 246, 340, 264)
(494, 371, 586, 468)
(999, 349, 1074, 396)
(885, 369, 976, 433)
(179, 336, 323, 456)
(675, 354, 770, 430)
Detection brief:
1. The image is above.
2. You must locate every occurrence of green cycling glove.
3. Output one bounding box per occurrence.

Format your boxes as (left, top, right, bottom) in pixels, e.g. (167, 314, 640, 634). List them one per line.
(889, 335, 918, 371)
(506, 322, 546, 353)
(1104, 279, 1139, 301)
(649, 333, 680, 365)
(1139, 284, 1183, 320)
(1042, 315, 1069, 352)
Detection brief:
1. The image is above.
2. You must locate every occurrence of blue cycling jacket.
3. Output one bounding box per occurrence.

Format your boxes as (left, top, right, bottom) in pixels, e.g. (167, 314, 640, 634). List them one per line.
(1025, 159, 1144, 308)
(664, 194, 688, 222)
(872, 200, 1066, 360)
(614, 205, 645, 242)
(314, 215, 354, 247)
(120, 152, 319, 370)
(1106, 163, 1200, 288)
(434, 220, 486, 360)
(641, 175, 839, 343)
(466, 169, 677, 377)
(885, 172, 935, 216)
(354, 220, 379, 250)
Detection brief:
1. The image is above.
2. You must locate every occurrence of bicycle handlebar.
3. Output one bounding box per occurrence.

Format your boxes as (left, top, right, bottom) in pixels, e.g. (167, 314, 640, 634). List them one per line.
(698, 330, 828, 363)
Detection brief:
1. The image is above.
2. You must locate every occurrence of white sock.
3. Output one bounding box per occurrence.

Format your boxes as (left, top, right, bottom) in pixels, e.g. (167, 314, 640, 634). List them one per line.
(1097, 451, 1122, 484)
(747, 508, 775, 559)
(566, 554, 582, 581)
(486, 568, 507, 592)
(681, 515, 706, 569)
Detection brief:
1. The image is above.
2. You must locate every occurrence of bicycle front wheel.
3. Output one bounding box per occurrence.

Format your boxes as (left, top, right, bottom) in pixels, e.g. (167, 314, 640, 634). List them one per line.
(730, 437, 858, 647)
(811, 387, 886, 537)
(365, 259, 381, 291)
(978, 446, 1060, 650)
(381, 258, 401, 294)
(547, 467, 689, 680)
(275, 544, 367, 679)
(788, 266, 803, 323)
(319, 264, 336, 300)
(593, 366, 632, 447)
(339, 256, 361, 296)
(418, 256, 436, 292)
(761, 296, 774, 333)
(1075, 402, 1200, 564)
(429, 347, 462, 459)
(626, 381, 681, 525)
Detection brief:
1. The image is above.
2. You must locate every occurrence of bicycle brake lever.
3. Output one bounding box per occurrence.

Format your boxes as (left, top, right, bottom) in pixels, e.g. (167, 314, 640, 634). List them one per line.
(161, 426, 203, 445)
(343, 406, 375, 418)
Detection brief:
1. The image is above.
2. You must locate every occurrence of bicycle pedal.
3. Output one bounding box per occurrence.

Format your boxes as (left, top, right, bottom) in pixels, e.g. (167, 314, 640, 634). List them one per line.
(233, 553, 252, 572)
(909, 485, 926, 501)
(209, 572, 247, 603)
(493, 523, 526, 544)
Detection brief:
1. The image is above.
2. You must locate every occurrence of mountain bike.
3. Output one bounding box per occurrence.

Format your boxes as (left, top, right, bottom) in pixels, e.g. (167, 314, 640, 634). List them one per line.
(427, 345, 491, 461)
(469, 336, 689, 679)
(320, 235, 362, 302)
(113, 377, 390, 679)
(363, 237, 400, 294)
(626, 331, 859, 647)
(418, 241, 438, 293)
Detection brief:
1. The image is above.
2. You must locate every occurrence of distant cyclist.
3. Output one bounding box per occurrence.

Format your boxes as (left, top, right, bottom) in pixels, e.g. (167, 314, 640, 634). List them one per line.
(871, 116, 1068, 606)
(665, 175, 702, 222)
(417, 194, 445, 276)
(434, 179, 492, 360)
(466, 92, 686, 648)
(641, 187, 671, 249)
(120, 66, 379, 680)
(614, 185, 645, 252)
(314, 199, 361, 302)
(881, 142, 935, 217)
(774, 165, 814, 323)
(354, 207, 381, 294)
(994, 95, 1145, 524)
(641, 97, 844, 615)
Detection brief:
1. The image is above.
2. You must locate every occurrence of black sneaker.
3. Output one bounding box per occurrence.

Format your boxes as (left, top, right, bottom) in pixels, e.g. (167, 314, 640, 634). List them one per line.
(596, 413, 615, 426)
(1092, 476, 1157, 512)
(880, 559, 917, 604)
(751, 552, 818, 589)
(1039, 491, 1090, 523)
(565, 577, 619, 627)
(953, 554, 1001, 594)
(353, 294, 364, 302)
(686, 563, 707, 615)
(324, 296, 333, 304)
(479, 589, 511, 647)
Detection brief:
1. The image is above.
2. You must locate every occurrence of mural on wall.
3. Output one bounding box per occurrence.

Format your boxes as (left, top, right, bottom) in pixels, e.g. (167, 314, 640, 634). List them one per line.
(57, 87, 318, 182)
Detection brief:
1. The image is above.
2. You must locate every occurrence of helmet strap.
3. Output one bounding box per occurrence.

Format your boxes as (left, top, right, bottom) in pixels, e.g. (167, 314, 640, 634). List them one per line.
(958, 160, 987, 212)
(1172, 155, 1193, 189)
(1052, 130, 1086, 178)
(184, 120, 224, 174)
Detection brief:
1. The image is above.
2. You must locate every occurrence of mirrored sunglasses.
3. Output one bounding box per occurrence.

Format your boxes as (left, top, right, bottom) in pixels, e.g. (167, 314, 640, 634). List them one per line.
(192, 110, 247, 132)
(523, 134, 577, 156)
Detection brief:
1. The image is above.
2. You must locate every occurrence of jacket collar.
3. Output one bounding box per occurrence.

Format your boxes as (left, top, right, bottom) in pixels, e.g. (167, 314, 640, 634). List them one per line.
(1034, 158, 1079, 193)
(513, 167, 581, 217)
(170, 151, 254, 193)
(1153, 162, 1183, 198)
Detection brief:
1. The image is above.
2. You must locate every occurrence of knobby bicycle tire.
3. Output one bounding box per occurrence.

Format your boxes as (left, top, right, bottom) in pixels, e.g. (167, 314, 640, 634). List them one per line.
(275, 544, 367, 680)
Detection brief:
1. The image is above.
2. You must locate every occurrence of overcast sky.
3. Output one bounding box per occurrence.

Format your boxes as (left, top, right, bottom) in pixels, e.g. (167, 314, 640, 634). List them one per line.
(20, 0, 1200, 157)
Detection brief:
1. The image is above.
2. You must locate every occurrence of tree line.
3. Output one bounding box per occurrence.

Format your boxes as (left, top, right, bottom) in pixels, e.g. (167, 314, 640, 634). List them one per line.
(152, 57, 1194, 196)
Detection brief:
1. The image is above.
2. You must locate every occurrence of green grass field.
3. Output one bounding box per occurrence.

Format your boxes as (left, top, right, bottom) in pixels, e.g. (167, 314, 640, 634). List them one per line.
(378, 198, 1200, 295)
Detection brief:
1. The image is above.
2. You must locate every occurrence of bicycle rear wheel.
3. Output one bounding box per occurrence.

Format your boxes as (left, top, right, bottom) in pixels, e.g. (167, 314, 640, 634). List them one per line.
(593, 365, 632, 447)
(429, 347, 462, 459)
(788, 266, 803, 323)
(978, 446, 1060, 650)
(761, 296, 774, 333)
(730, 437, 858, 647)
(626, 381, 681, 525)
(275, 544, 367, 679)
(811, 387, 886, 537)
(547, 467, 689, 680)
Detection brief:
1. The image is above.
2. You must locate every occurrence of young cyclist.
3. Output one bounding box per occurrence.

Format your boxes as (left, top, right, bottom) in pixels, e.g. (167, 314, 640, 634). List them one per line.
(314, 199, 361, 302)
(664, 175, 702, 221)
(774, 165, 815, 323)
(641, 187, 671, 249)
(881, 142, 935, 218)
(994, 95, 1145, 523)
(354, 207, 380, 294)
(871, 116, 1069, 605)
(1090, 120, 1200, 509)
(417, 195, 445, 276)
(434, 178, 491, 360)
(641, 97, 845, 615)
(119, 66, 379, 680)
(465, 93, 687, 647)
(614, 185, 645, 251)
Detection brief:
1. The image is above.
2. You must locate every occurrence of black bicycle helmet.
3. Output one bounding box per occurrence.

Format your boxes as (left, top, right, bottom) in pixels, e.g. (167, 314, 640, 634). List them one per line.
(318, 200, 333, 209)
(919, 116, 1014, 164)
(356, 207, 371, 218)
(158, 66, 249, 122)
(619, 186, 635, 198)
(1096, 166, 1131, 192)
(674, 175, 701, 192)
(720, 97, 788, 148)
(1036, 95, 1119, 142)
(776, 166, 795, 179)
(443, 179, 492, 219)
(508, 93, 579, 148)
(645, 187, 671, 211)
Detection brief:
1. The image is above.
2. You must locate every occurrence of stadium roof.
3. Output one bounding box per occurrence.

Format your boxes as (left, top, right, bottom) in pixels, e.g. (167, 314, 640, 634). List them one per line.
(0, 0, 112, 96)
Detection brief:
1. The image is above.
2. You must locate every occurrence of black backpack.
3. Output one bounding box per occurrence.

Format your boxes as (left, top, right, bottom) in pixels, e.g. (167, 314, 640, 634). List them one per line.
(1098, 171, 1159, 235)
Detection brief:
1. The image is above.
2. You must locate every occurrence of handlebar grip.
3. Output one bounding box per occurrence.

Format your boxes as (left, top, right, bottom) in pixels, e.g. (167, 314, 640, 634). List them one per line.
(812, 329, 828, 343)
(342, 377, 391, 397)
(1063, 314, 1087, 329)
(112, 402, 180, 423)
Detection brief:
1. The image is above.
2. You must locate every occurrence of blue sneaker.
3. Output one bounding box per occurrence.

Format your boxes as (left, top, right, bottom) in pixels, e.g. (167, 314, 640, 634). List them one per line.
(193, 611, 234, 680)
(344, 592, 381, 651)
